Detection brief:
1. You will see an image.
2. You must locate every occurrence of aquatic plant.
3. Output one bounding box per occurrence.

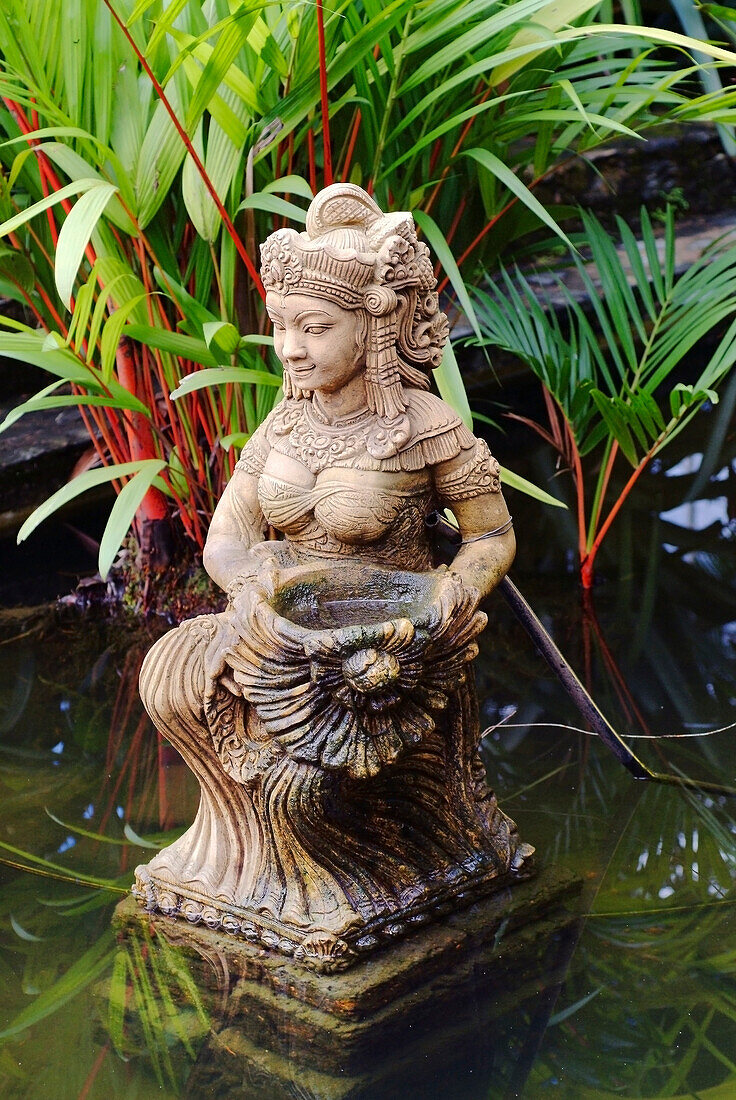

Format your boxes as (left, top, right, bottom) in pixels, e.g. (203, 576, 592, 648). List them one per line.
(1, 1, 735, 584)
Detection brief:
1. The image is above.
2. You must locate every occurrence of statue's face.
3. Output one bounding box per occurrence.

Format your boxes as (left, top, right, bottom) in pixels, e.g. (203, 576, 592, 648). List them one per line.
(266, 292, 365, 395)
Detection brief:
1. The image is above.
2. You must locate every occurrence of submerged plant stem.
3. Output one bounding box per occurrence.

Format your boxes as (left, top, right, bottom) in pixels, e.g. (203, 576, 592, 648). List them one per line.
(500, 577, 736, 796)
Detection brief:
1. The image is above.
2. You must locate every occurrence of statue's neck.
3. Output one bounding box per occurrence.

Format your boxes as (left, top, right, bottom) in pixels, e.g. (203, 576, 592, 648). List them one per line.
(310, 374, 368, 424)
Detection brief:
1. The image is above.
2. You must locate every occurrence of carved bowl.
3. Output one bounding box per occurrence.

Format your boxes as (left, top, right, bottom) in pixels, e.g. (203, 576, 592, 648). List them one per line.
(269, 562, 439, 633)
(227, 563, 485, 777)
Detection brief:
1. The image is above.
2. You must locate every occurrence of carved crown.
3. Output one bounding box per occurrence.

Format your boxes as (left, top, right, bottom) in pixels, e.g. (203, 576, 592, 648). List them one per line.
(260, 184, 437, 305)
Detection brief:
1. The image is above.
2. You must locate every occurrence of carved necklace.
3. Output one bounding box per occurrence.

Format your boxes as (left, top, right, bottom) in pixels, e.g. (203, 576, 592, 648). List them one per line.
(271, 397, 414, 473)
(277, 400, 374, 474)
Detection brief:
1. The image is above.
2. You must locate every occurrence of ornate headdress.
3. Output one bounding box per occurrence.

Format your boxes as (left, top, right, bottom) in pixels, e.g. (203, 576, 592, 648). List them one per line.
(260, 185, 448, 437)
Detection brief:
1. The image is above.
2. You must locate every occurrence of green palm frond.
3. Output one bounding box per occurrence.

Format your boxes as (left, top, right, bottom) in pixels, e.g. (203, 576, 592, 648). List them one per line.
(471, 206, 736, 580)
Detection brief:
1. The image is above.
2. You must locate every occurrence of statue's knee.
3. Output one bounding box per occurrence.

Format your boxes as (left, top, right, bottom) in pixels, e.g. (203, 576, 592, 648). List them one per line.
(139, 625, 203, 730)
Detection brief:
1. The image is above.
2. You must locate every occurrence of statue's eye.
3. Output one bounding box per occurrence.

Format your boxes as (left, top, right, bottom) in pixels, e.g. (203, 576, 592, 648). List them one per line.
(305, 324, 329, 335)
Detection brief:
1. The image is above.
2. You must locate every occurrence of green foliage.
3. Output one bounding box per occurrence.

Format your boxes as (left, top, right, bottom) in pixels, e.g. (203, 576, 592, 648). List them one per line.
(470, 206, 736, 586)
(1, 0, 735, 577)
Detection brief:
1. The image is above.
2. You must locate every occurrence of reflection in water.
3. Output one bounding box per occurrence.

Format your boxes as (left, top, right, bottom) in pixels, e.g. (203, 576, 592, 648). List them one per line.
(0, 430, 734, 1098)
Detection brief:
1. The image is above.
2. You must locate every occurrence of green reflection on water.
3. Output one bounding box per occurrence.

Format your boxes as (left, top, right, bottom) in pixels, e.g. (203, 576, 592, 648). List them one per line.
(0, 431, 734, 1100)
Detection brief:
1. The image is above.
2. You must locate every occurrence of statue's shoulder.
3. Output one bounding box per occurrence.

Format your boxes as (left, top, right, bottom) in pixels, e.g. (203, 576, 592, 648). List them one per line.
(234, 400, 298, 476)
(396, 389, 476, 469)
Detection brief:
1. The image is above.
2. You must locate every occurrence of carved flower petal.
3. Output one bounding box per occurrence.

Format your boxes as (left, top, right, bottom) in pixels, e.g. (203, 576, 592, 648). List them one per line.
(400, 698, 437, 742)
(362, 713, 404, 764)
(321, 707, 360, 768)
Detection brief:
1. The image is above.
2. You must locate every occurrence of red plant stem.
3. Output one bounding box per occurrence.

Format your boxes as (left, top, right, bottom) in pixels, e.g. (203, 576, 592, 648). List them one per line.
(12, 281, 46, 329)
(565, 415, 588, 567)
(4, 96, 96, 269)
(72, 375, 130, 466)
(438, 195, 517, 292)
(435, 197, 467, 278)
(425, 84, 493, 217)
(582, 604, 593, 695)
(586, 600, 652, 735)
(341, 108, 362, 183)
(315, 0, 333, 186)
(157, 731, 171, 830)
(115, 336, 168, 528)
(75, 402, 118, 472)
(123, 712, 149, 835)
(22, 272, 67, 331)
(137, 738, 163, 826)
(100, 0, 265, 299)
(98, 716, 147, 837)
(429, 136, 443, 179)
(446, 196, 467, 247)
(286, 130, 295, 179)
(588, 439, 619, 549)
(307, 126, 317, 195)
(33, 124, 60, 248)
(439, 161, 562, 290)
(30, 102, 57, 243)
(139, 345, 160, 425)
(77, 1044, 110, 1100)
(106, 651, 141, 773)
(134, 238, 189, 463)
(199, 390, 219, 452)
(97, 400, 130, 464)
(582, 450, 653, 589)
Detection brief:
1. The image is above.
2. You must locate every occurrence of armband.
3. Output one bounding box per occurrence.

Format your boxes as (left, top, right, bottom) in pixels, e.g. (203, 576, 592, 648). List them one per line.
(435, 439, 501, 501)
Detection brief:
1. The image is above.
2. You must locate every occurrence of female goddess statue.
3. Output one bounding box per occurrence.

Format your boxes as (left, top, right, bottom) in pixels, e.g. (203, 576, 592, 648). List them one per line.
(133, 184, 533, 970)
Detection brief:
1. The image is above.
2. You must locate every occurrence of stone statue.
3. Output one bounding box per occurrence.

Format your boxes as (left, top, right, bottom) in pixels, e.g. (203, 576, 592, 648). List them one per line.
(133, 184, 534, 971)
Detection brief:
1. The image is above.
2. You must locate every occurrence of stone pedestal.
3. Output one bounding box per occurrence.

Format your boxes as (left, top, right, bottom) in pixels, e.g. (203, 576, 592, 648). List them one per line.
(114, 864, 581, 1098)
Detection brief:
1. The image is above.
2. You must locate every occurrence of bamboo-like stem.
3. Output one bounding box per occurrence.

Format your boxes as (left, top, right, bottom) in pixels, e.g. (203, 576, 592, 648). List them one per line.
(315, 0, 333, 186)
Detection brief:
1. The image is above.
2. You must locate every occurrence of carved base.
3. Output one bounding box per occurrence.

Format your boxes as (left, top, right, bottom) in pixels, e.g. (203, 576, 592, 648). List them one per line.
(115, 866, 581, 1098)
(132, 857, 535, 972)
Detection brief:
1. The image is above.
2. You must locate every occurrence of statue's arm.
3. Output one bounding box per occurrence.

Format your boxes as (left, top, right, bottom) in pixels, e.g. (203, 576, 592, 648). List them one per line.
(203, 469, 269, 594)
(446, 489, 515, 599)
(433, 437, 515, 600)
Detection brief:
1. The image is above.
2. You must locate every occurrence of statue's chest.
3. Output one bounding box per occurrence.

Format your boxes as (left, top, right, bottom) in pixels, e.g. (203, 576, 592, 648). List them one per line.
(279, 417, 369, 475)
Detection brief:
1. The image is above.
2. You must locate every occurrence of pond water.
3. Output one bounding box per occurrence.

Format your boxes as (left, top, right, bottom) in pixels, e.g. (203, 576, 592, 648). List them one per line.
(0, 410, 734, 1099)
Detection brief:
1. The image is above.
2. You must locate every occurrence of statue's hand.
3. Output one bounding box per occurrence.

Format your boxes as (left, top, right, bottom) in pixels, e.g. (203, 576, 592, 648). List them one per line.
(425, 565, 481, 628)
(225, 542, 282, 600)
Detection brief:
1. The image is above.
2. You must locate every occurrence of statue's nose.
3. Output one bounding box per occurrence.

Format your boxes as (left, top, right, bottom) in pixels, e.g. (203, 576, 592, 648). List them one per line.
(283, 328, 307, 361)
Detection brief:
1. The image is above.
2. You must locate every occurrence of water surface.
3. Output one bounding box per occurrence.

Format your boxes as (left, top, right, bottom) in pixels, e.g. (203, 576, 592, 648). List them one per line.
(0, 424, 734, 1099)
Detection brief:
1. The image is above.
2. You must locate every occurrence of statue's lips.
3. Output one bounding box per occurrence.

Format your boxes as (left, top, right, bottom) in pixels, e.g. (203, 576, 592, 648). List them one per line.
(287, 362, 315, 376)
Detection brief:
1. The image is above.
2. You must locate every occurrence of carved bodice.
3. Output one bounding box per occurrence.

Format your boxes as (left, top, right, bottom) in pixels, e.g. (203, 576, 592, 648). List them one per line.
(235, 389, 501, 570)
(257, 467, 435, 568)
